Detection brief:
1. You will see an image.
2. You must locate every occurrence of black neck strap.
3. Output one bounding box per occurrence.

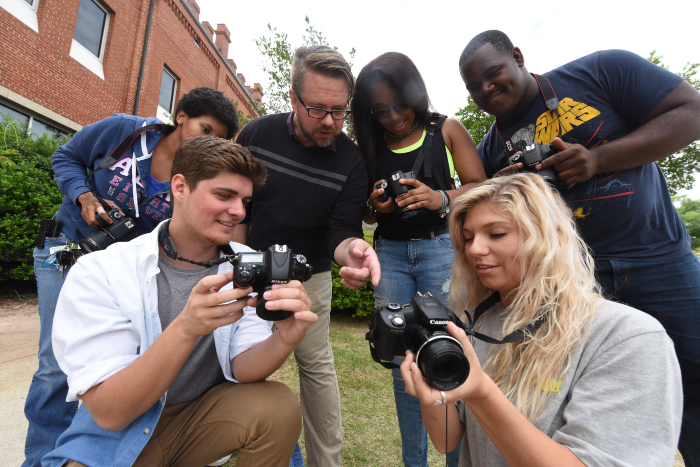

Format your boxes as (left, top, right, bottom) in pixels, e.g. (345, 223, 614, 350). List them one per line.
(368, 292, 546, 370)
(495, 74, 561, 158)
(157, 220, 235, 268)
(96, 123, 175, 172)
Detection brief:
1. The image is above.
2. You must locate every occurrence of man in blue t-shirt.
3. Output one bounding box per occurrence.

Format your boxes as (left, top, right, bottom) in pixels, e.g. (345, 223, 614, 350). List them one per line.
(458, 30, 700, 464)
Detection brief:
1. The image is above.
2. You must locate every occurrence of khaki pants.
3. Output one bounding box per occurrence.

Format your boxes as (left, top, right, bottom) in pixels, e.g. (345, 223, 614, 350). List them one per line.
(295, 271, 343, 466)
(67, 381, 301, 467)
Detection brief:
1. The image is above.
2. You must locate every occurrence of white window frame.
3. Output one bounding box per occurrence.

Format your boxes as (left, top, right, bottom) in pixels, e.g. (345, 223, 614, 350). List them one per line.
(0, 0, 40, 32)
(69, 0, 110, 80)
(157, 67, 178, 123)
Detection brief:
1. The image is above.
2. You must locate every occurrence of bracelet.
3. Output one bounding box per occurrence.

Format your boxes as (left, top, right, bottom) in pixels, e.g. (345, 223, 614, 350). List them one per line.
(366, 198, 380, 217)
(444, 190, 451, 207)
(437, 190, 450, 218)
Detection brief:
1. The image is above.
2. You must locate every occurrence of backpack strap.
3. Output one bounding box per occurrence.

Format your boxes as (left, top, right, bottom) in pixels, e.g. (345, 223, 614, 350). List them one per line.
(411, 113, 447, 178)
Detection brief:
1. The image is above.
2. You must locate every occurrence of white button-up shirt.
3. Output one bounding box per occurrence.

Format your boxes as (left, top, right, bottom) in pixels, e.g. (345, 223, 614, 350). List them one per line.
(52, 221, 272, 402)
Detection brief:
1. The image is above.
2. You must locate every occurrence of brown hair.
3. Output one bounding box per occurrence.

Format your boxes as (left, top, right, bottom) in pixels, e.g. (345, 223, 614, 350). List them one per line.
(291, 45, 354, 98)
(170, 136, 266, 193)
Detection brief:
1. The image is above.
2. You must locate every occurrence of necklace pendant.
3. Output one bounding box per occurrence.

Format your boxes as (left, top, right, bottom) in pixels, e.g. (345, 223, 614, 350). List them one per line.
(398, 136, 404, 143)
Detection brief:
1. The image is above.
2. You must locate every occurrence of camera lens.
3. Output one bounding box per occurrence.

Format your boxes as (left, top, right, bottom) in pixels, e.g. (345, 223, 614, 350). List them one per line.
(79, 231, 113, 253)
(415, 337, 470, 391)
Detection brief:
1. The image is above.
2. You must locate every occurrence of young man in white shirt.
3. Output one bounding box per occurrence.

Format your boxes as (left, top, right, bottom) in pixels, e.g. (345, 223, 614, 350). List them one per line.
(45, 136, 317, 467)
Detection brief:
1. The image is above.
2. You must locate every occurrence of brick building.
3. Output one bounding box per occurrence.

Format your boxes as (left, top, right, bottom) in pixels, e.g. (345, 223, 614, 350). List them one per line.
(0, 0, 263, 136)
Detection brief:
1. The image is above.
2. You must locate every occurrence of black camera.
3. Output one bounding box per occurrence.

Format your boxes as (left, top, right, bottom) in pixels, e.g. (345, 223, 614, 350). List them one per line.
(366, 292, 470, 390)
(507, 142, 558, 184)
(79, 206, 138, 253)
(376, 170, 418, 220)
(231, 244, 314, 321)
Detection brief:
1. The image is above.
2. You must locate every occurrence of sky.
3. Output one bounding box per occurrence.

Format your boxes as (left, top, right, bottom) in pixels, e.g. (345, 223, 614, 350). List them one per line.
(194, 0, 700, 193)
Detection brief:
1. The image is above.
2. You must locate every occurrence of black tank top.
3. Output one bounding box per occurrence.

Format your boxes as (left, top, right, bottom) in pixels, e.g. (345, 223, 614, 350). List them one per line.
(374, 125, 454, 240)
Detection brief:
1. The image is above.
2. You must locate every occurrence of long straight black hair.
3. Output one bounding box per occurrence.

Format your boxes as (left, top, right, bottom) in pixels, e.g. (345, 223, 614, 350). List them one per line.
(351, 52, 431, 194)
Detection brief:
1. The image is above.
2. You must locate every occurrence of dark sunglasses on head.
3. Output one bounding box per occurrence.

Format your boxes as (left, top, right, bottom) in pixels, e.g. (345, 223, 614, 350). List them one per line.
(371, 101, 410, 120)
(294, 90, 351, 120)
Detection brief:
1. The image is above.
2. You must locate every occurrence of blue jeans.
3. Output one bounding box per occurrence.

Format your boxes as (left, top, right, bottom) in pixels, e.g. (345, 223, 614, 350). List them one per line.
(374, 233, 461, 467)
(23, 236, 79, 467)
(595, 251, 700, 467)
(290, 442, 304, 467)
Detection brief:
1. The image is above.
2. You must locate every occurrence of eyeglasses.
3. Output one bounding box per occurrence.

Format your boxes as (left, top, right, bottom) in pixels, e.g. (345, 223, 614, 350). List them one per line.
(294, 90, 351, 120)
(371, 101, 410, 120)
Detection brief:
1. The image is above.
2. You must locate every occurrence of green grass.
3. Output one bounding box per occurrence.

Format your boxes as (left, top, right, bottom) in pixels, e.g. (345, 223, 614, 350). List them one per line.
(224, 311, 446, 466)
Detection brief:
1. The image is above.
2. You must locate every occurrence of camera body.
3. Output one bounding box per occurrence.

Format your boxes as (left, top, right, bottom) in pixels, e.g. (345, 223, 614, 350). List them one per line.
(507, 142, 558, 184)
(79, 206, 138, 253)
(231, 244, 314, 321)
(376, 170, 418, 220)
(366, 292, 470, 390)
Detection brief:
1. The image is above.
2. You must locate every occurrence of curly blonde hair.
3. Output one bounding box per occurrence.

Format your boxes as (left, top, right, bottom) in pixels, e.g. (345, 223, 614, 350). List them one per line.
(448, 173, 600, 420)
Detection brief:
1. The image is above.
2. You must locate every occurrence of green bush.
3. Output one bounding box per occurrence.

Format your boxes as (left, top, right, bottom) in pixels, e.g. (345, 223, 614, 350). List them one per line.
(330, 230, 378, 319)
(0, 116, 66, 281)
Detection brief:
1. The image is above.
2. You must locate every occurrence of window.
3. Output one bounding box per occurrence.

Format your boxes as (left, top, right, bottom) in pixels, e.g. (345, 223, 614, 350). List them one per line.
(157, 67, 178, 123)
(0, 0, 40, 32)
(0, 102, 29, 127)
(69, 0, 110, 79)
(0, 102, 70, 140)
(30, 118, 69, 140)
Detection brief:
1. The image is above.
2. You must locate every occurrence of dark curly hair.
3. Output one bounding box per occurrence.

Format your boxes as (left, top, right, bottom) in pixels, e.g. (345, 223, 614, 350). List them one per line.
(173, 87, 240, 139)
(351, 52, 431, 194)
(459, 30, 514, 67)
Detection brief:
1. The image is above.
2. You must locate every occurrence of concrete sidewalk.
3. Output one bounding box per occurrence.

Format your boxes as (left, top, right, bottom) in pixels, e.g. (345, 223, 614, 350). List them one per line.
(0, 298, 40, 463)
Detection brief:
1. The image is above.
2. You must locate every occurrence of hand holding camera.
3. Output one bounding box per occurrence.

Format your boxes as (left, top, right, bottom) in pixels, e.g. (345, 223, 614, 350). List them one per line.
(230, 244, 314, 321)
(77, 191, 125, 227)
(369, 179, 396, 215)
(392, 178, 444, 212)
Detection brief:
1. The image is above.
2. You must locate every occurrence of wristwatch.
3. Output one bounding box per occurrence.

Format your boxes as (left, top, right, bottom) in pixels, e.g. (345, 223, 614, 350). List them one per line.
(366, 198, 380, 217)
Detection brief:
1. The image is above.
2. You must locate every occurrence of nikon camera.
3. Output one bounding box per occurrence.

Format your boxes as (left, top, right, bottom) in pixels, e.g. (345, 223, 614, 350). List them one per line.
(507, 142, 558, 184)
(376, 170, 419, 220)
(231, 245, 313, 321)
(366, 292, 470, 390)
(79, 206, 138, 253)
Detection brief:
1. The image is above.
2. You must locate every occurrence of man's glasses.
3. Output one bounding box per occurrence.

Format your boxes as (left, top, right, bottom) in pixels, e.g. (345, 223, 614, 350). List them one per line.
(294, 90, 350, 120)
(371, 101, 410, 120)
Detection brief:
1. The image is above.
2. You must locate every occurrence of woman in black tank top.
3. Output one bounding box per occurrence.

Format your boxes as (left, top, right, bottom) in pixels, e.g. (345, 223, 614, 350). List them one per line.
(351, 52, 486, 467)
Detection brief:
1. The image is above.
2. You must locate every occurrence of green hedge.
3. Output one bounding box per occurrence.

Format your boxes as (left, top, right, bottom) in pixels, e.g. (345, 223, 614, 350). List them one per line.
(0, 116, 66, 281)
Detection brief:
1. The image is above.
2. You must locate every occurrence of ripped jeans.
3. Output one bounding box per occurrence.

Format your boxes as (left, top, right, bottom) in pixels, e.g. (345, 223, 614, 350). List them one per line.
(374, 233, 461, 467)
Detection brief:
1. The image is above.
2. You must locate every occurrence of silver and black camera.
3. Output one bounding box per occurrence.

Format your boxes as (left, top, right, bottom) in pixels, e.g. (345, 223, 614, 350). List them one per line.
(231, 245, 313, 321)
(376, 170, 419, 220)
(507, 142, 558, 184)
(78, 206, 138, 253)
(366, 292, 470, 390)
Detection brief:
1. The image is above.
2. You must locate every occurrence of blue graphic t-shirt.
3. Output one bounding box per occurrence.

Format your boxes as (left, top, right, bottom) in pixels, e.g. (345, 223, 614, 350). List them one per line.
(477, 50, 688, 261)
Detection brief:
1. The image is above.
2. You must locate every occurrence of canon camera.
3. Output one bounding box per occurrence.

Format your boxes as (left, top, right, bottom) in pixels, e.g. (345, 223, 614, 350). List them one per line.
(366, 292, 470, 390)
(79, 206, 138, 253)
(507, 142, 558, 184)
(376, 170, 419, 220)
(231, 245, 314, 321)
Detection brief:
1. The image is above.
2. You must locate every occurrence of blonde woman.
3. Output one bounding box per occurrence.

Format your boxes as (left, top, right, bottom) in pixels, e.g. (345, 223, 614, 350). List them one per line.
(400, 173, 683, 466)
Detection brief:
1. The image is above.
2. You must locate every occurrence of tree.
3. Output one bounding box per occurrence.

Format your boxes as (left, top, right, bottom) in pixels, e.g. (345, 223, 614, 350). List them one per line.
(673, 194, 700, 250)
(647, 51, 700, 195)
(255, 16, 355, 115)
(455, 96, 495, 146)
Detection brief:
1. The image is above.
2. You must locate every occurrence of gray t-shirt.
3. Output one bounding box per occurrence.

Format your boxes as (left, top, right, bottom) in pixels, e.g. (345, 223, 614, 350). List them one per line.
(157, 255, 226, 406)
(456, 299, 682, 467)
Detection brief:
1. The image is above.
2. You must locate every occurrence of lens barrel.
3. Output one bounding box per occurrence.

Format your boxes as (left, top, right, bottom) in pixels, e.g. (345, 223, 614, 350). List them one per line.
(415, 335, 470, 390)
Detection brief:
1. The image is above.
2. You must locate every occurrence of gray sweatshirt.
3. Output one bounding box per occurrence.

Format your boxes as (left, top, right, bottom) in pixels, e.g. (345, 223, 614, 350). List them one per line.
(456, 299, 682, 467)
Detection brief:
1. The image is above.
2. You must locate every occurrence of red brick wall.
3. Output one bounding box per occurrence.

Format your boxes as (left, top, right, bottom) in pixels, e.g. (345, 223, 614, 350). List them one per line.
(0, 0, 261, 127)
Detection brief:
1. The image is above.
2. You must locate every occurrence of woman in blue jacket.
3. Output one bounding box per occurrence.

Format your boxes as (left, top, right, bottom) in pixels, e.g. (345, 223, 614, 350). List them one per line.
(23, 87, 238, 467)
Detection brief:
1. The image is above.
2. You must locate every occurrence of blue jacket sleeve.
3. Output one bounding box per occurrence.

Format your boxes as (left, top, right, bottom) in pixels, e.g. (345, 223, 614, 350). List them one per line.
(51, 114, 133, 206)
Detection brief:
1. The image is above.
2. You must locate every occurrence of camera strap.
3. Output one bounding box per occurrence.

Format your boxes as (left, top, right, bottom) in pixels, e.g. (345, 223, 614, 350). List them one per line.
(460, 292, 546, 344)
(96, 123, 175, 171)
(495, 74, 561, 159)
(158, 220, 235, 268)
(410, 113, 447, 179)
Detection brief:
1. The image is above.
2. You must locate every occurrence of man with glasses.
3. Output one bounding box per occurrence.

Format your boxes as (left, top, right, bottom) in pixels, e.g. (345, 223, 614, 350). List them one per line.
(234, 45, 380, 466)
